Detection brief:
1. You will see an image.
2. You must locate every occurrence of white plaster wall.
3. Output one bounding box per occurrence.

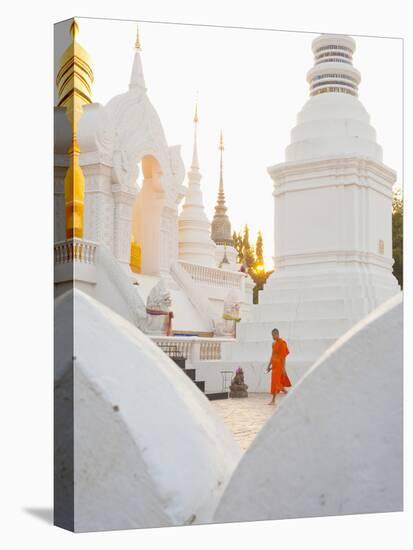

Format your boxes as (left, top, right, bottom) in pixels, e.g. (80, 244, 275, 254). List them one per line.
(271, 162, 395, 269)
(281, 186, 339, 254)
(286, 93, 382, 163)
(55, 290, 241, 532)
(368, 188, 393, 258)
(214, 293, 403, 522)
(341, 184, 357, 250)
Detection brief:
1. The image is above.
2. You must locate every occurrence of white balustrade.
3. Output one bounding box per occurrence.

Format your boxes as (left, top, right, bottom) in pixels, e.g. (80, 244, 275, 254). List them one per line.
(150, 336, 234, 362)
(177, 260, 246, 291)
(54, 239, 98, 265)
(200, 340, 221, 360)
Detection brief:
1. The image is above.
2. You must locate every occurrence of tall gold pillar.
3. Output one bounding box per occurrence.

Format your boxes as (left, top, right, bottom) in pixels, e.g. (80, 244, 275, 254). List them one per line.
(130, 237, 142, 273)
(56, 19, 93, 239)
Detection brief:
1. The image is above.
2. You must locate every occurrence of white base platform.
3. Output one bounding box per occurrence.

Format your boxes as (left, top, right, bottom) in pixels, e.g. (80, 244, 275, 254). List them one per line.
(223, 265, 400, 374)
(192, 358, 311, 394)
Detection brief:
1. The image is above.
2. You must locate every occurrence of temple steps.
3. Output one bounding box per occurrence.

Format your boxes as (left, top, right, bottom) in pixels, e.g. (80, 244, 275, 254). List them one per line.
(185, 368, 196, 381)
(169, 355, 228, 401)
(207, 392, 230, 401)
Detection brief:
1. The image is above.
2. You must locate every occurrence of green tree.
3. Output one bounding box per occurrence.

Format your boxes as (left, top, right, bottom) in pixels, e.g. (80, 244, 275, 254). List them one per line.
(255, 231, 264, 267)
(233, 227, 273, 303)
(243, 229, 273, 304)
(242, 224, 250, 249)
(233, 230, 243, 263)
(392, 191, 403, 288)
(242, 225, 256, 268)
(250, 268, 273, 304)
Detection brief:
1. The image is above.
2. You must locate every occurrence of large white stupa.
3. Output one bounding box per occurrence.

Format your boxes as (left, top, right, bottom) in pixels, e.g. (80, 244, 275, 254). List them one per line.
(226, 33, 400, 379)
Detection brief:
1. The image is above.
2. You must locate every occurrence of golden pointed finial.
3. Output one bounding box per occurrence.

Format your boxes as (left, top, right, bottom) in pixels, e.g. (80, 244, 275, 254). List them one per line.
(135, 24, 141, 50)
(219, 129, 224, 151)
(70, 18, 79, 41)
(57, 18, 93, 110)
(194, 102, 199, 124)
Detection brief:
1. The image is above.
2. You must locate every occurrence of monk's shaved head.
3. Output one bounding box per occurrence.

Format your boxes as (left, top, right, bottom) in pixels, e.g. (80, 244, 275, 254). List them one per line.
(272, 328, 279, 335)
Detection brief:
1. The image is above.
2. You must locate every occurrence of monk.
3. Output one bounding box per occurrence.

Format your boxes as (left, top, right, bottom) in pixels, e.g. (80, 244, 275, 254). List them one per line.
(266, 328, 291, 406)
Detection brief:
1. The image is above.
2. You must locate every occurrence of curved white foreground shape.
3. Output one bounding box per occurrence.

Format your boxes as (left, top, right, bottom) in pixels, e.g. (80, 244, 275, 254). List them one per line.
(54, 290, 241, 532)
(214, 293, 402, 522)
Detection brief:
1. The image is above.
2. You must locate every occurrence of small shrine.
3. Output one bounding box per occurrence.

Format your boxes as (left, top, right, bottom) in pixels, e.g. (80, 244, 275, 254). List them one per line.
(229, 368, 248, 398)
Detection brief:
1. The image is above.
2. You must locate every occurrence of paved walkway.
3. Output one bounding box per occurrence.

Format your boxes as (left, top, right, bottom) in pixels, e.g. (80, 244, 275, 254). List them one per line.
(211, 392, 287, 451)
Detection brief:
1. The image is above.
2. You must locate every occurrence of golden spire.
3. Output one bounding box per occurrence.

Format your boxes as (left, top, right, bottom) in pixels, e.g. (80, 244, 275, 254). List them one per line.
(211, 129, 233, 246)
(194, 101, 199, 124)
(56, 17, 94, 129)
(70, 19, 79, 40)
(56, 18, 93, 240)
(134, 24, 142, 50)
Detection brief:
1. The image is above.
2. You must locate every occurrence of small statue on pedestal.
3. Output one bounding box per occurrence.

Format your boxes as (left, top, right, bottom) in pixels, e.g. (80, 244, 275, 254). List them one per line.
(229, 367, 248, 398)
(144, 279, 174, 336)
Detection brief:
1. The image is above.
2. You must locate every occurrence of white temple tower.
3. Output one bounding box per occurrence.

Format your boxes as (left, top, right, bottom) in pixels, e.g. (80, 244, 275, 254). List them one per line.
(233, 34, 400, 373)
(178, 105, 216, 266)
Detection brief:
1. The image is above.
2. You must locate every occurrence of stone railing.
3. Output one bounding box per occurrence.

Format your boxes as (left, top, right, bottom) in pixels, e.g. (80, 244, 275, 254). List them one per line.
(150, 336, 235, 362)
(54, 239, 98, 265)
(170, 261, 216, 331)
(177, 260, 246, 290)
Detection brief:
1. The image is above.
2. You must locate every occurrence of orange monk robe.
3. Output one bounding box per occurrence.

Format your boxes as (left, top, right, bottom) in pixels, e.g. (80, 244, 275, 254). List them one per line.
(271, 338, 291, 394)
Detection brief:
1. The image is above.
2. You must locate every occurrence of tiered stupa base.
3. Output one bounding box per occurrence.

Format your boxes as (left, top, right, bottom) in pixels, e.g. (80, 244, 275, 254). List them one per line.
(222, 263, 400, 384)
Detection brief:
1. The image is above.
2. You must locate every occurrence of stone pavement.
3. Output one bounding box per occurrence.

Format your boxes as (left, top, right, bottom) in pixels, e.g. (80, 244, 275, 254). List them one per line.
(211, 392, 287, 451)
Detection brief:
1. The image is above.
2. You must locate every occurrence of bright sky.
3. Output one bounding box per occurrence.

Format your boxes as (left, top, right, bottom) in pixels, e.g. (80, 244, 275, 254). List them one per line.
(55, 18, 403, 268)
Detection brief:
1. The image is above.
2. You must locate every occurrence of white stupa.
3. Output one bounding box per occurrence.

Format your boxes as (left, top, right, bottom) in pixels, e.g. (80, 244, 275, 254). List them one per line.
(229, 34, 400, 377)
(178, 105, 217, 266)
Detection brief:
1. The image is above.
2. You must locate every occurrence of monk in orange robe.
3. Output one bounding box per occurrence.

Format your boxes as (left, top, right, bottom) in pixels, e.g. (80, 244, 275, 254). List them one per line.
(266, 328, 291, 406)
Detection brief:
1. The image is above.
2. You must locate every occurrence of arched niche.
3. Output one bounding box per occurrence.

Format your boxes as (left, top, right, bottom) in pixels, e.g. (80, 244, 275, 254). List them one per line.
(131, 154, 165, 276)
(100, 88, 185, 275)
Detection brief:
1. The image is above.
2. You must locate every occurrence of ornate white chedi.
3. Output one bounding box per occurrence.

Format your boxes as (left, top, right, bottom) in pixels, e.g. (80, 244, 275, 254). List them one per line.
(55, 23, 253, 338)
(178, 106, 216, 266)
(232, 34, 400, 372)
